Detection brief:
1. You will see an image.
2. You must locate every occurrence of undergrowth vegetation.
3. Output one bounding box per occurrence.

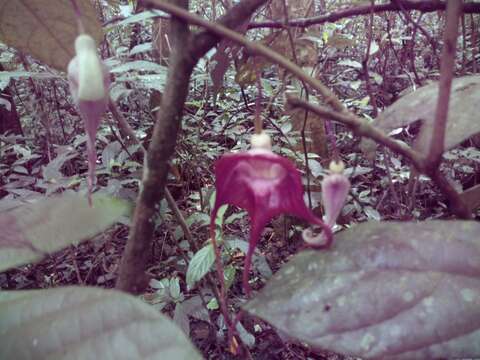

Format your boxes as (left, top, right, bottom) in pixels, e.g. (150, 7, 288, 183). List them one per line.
(0, 0, 480, 359)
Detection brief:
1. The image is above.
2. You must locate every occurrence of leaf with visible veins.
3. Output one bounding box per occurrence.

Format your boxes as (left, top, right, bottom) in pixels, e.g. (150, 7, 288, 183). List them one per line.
(0, 193, 129, 272)
(0, 0, 102, 70)
(245, 221, 480, 359)
(372, 75, 480, 153)
(0, 286, 203, 360)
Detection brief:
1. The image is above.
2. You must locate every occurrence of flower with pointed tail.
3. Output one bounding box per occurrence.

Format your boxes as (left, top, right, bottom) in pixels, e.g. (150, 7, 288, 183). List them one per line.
(210, 132, 334, 295)
(67, 33, 110, 205)
(302, 160, 350, 246)
(322, 160, 351, 227)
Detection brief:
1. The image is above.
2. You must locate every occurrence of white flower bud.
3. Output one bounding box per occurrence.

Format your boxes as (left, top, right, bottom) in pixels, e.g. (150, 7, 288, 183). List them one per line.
(329, 160, 345, 174)
(74, 34, 106, 101)
(251, 132, 272, 150)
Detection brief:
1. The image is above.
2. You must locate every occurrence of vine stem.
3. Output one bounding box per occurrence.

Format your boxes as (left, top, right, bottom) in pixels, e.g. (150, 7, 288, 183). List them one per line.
(143, 0, 346, 112)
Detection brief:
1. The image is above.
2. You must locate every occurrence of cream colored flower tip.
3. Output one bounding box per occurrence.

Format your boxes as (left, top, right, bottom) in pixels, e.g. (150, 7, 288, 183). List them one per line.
(75, 34, 97, 54)
(329, 160, 345, 174)
(251, 132, 272, 150)
(73, 34, 106, 102)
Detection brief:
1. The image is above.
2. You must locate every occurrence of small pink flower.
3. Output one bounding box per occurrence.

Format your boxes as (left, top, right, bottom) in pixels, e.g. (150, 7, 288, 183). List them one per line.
(67, 34, 110, 205)
(210, 133, 332, 295)
(303, 161, 350, 247)
(322, 162, 351, 227)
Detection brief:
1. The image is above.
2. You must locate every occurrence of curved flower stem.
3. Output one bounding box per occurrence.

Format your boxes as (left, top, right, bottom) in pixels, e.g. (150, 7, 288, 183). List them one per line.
(254, 60, 263, 134)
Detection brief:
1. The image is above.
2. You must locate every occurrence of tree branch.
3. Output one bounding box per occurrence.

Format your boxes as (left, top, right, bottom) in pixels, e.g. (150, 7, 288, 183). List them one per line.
(426, 0, 462, 167)
(286, 95, 425, 169)
(286, 96, 471, 219)
(116, 0, 269, 294)
(140, 0, 346, 112)
(248, 0, 480, 29)
(140, 0, 471, 221)
(116, 0, 195, 294)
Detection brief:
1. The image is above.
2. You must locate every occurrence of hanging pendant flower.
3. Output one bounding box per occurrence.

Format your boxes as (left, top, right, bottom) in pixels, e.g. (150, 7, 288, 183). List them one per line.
(210, 133, 333, 295)
(322, 161, 351, 228)
(67, 34, 110, 205)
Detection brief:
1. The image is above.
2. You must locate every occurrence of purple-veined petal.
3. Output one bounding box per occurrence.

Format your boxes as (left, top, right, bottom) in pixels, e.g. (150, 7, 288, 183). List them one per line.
(211, 147, 332, 295)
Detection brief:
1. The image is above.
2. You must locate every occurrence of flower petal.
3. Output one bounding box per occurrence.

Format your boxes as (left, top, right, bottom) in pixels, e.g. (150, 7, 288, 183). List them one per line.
(211, 149, 332, 295)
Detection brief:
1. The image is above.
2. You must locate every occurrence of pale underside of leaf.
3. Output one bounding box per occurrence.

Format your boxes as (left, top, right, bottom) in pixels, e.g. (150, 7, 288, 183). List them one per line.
(0, 0, 103, 71)
(373, 75, 480, 153)
(0, 193, 129, 272)
(0, 286, 203, 360)
(245, 221, 480, 359)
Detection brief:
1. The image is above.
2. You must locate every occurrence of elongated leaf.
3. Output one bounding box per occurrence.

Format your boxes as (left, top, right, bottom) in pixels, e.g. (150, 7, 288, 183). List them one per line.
(186, 243, 215, 289)
(0, 286, 203, 360)
(0, 0, 102, 70)
(105, 10, 167, 29)
(373, 75, 480, 153)
(0, 71, 60, 87)
(0, 193, 129, 271)
(245, 221, 480, 359)
(130, 42, 153, 56)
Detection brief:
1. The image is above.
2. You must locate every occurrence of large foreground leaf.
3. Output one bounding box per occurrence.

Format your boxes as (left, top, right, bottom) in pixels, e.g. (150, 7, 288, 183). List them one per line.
(0, 0, 103, 70)
(245, 221, 480, 359)
(0, 286, 203, 360)
(0, 193, 129, 272)
(372, 75, 480, 153)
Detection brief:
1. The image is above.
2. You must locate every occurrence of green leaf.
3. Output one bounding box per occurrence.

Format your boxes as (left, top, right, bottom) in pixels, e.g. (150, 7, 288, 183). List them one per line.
(129, 42, 153, 56)
(206, 298, 219, 310)
(0, 193, 129, 272)
(0, 286, 203, 360)
(169, 277, 182, 300)
(186, 212, 210, 227)
(115, 73, 167, 92)
(224, 264, 237, 290)
(0, 71, 60, 91)
(215, 204, 228, 228)
(186, 243, 216, 289)
(338, 59, 362, 69)
(245, 221, 480, 359)
(0, 0, 103, 70)
(105, 10, 167, 29)
(225, 211, 247, 225)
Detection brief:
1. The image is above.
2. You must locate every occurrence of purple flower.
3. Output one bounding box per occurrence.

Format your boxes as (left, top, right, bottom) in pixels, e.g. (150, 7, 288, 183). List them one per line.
(210, 135, 333, 295)
(67, 34, 109, 205)
(322, 167, 351, 227)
